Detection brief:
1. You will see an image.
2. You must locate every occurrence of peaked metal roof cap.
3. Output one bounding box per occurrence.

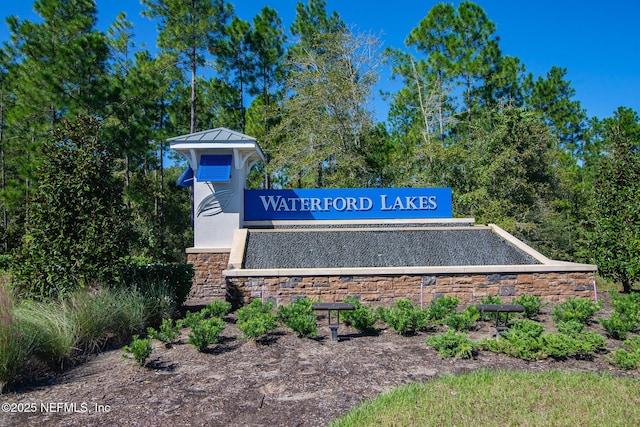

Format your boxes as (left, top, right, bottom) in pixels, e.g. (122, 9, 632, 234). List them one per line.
(169, 127, 265, 160)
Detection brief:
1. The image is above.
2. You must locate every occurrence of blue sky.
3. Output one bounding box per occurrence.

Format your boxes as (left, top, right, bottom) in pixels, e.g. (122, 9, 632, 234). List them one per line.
(1, 0, 638, 121)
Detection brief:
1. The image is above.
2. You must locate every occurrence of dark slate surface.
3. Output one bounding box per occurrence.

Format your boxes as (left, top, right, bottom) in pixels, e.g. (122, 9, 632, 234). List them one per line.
(252, 222, 474, 229)
(243, 228, 540, 269)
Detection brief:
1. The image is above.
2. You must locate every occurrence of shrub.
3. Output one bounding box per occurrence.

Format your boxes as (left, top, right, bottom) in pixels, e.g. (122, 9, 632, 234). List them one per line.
(119, 261, 194, 312)
(123, 335, 152, 366)
(427, 296, 460, 322)
(341, 297, 378, 334)
(512, 294, 544, 319)
(381, 299, 429, 335)
(599, 312, 636, 340)
(483, 318, 606, 361)
(444, 305, 479, 331)
(184, 309, 208, 328)
(237, 300, 277, 340)
(551, 298, 601, 325)
(607, 349, 640, 370)
(426, 330, 477, 359)
(205, 300, 232, 319)
(147, 318, 183, 344)
(276, 298, 317, 338)
(555, 320, 586, 337)
(479, 295, 503, 321)
(187, 317, 225, 351)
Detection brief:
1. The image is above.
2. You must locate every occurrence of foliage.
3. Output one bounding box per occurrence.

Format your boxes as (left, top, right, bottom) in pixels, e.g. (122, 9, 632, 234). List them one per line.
(123, 335, 153, 366)
(205, 300, 232, 319)
(425, 330, 477, 359)
(12, 117, 130, 298)
(443, 305, 479, 332)
(551, 298, 601, 325)
(147, 318, 183, 344)
(426, 296, 460, 322)
(276, 297, 317, 338)
(483, 318, 605, 361)
(590, 107, 640, 293)
(607, 348, 640, 370)
(380, 299, 429, 336)
(512, 294, 544, 319)
(236, 299, 277, 340)
(119, 261, 194, 312)
(599, 312, 637, 340)
(0, 285, 32, 391)
(341, 297, 379, 334)
(187, 317, 226, 352)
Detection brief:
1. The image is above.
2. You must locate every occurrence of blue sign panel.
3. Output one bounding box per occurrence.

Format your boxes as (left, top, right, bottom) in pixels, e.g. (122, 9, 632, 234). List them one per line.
(244, 188, 452, 221)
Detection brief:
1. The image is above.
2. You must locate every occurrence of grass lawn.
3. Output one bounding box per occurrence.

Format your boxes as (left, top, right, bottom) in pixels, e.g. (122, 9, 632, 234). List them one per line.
(331, 370, 640, 427)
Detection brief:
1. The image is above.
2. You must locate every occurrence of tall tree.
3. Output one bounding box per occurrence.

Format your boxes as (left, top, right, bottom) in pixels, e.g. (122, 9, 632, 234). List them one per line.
(590, 107, 640, 293)
(270, 29, 380, 188)
(142, 0, 232, 133)
(12, 117, 130, 298)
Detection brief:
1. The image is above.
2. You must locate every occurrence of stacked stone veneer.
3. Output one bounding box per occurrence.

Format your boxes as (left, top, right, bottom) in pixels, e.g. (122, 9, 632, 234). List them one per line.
(224, 271, 595, 307)
(187, 252, 230, 302)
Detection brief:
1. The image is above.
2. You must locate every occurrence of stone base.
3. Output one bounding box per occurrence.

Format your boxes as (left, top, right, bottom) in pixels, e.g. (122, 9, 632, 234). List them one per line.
(187, 252, 595, 307)
(225, 272, 596, 307)
(186, 252, 230, 305)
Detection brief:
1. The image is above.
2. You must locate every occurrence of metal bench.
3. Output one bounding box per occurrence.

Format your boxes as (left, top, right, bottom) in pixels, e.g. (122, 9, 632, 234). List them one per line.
(311, 302, 355, 342)
(476, 304, 525, 334)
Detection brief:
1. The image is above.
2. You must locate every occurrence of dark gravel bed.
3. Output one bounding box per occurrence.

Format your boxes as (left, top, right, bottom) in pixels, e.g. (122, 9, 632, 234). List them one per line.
(243, 228, 539, 269)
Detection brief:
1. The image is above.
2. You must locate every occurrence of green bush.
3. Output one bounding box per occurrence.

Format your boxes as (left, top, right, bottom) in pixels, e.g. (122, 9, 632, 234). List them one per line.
(123, 335, 152, 366)
(426, 330, 477, 359)
(555, 320, 586, 337)
(600, 312, 636, 340)
(552, 298, 601, 325)
(120, 261, 194, 312)
(512, 294, 544, 319)
(427, 296, 460, 322)
(341, 297, 378, 334)
(147, 318, 183, 344)
(187, 317, 226, 351)
(276, 298, 317, 338)
(205, 300, 232, 318)
(623, 335, 640, 353)
(483, 318, 606, 361)
(444, 305, 479, 331)
(607, 348, 640, 370)
(610, 291, 640, 322)
(237, 300, 277, 340)
(381, 299, 429, 335)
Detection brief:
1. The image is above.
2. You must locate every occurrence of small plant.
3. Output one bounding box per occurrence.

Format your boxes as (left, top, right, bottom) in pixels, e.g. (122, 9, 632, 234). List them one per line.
(123, 335, 152, 366)
(427, 296, 460, 322)
(512, 294, 544, 319)
(147, 318, 183, 344)
(341, 297, 378, 334)
(555, 320, 586, 337)
(276, 298, 317, 338)
(607, 348, 640, 370)
(184, 309, 207, 328)
(551, 298, 601, 325)
(381, 299, 429, 335)
(187, 317, 226, 351)
(426, 330, 477, 359)
(599, 312, 636, 340)
(205, 300, 232, 318)
(444, 305, 479, 331)
(237, 300, 277, 340)
(624, 335, 640, 353)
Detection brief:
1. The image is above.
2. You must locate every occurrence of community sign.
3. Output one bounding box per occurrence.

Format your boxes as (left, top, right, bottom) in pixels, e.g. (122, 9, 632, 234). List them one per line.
(244, 188, 452, 221)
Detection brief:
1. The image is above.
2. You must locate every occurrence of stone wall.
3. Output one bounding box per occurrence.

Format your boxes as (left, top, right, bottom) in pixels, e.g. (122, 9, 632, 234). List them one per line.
(225, 272, 596, 307)
(187, 252, 230, 304)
